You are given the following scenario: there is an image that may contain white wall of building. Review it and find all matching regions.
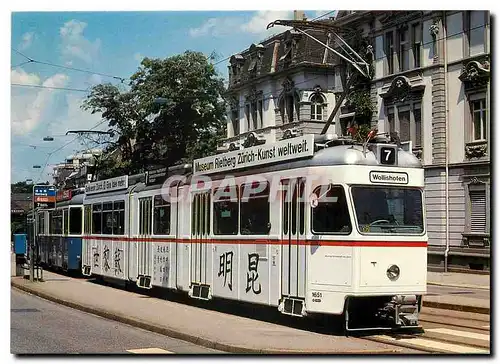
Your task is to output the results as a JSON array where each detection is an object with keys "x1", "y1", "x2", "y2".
[{"x1": 446, "y1": 64, "x2": 466, "y2": 164}]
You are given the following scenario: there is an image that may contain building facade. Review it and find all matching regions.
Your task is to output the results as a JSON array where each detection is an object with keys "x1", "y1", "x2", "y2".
[{"x1": 223, "y1": 10, "x2": 491, "y2": 271}]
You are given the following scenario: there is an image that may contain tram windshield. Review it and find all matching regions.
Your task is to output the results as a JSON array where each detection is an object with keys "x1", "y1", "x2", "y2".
[{"x1": 351, "y1": 186, "x2": 424, "y2": 235}]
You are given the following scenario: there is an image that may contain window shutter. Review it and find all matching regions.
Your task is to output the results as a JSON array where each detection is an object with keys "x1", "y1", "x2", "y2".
[{"x1": 470, "y1": 189, "x2": 486, "y2": 233}]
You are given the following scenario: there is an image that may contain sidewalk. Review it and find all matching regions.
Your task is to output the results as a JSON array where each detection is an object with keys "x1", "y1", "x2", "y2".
[
  {"x1": 11, "y1": 271, "x2": 412, "y2": 354},
  {"x1": 423, "y1": 271, "x2": 490, "y2": 315},
  {"x1": 427, "y1": 271, "x2": 490, "y2": 290}
]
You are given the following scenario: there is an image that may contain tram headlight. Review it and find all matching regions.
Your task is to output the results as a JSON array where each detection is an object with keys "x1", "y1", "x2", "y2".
[{"x1": 386, "y1": 264, "x2": 400, "y2": 281}]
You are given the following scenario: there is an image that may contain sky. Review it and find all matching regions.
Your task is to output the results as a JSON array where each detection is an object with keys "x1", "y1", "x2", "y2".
[{"x1": 10, "y1": 9, "x2": 336, "y2": 184}]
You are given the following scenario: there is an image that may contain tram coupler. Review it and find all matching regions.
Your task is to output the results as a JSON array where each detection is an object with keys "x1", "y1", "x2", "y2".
[{"x1": 344, "y1": 295, "x2": 422, "y2": 335}]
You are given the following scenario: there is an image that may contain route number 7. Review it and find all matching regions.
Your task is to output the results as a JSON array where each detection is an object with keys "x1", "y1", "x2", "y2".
[{"x1": 380, "y1": 147, "x2": 395, "y2": 164}]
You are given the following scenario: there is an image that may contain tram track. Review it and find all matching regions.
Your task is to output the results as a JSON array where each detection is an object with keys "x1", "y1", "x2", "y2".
[{"x1": 363, "y1": 310, "x2": 490, "y2": 354}]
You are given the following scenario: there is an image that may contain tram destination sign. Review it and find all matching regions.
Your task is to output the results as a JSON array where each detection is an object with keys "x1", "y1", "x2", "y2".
[
  {"x1": 85, "y1": 175, "x2": 128, "y2": 195},
  {"x1": 193, "y1": 135, "x2": 315, "y2": 176},
  {"x1": 369, "y1": 171, "x2": 408, "y2": 185},
  {"x1": 33, "y1": 185, "x2": 56, "y2": 209}
]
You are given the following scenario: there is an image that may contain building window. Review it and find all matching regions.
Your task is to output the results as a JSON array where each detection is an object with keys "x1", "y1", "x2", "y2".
[
  {"x1": 412, "y1": 23, "x2": 422, "y2": 68},
  {"x1": 387, "y1": 107, "x2": 395, "y2": 133},
  {"x1": 414, "y1": 103, "x2": 422, "y2": 148},
  {"x1": 231, "y1": 108, "x2": 239, "y2": 136},
  {"x1": 251, "y1": 101, "x2": 258, "y2": 130},
  {"x1": 469, "y1": 188, "x2": 487, "y2": 233},
  {"x1": 468, "y1": 11, "x2": 486, "y2": 57},
  {"x1": 385, "y1": 31, "x2": 394, "y2": 75},
  {"x1": 470, "y1": 96, "x2": 487, "y2": 141},
  {"x1": 245, "y1": 104, "x2": 251, "y2": 131},
  {"x1": 386, "y1": 102, "x2": 422, "y2": 148},
  {"x1": 257, "y1": 99, "x2": 263, "y2": 128},
  {"x1": 310, "y1": 94, "x2": 324, "y2": 121},
  {"x1": 399, "y1": 26, "x2": 410, "y2": 72}
]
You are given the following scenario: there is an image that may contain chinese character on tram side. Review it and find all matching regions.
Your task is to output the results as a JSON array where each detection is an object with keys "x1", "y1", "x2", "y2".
[
  {"x1": 246, "y1": 253, "x2": 261, "y2": 294},
  {"x1": 103, "y1": 245, "x2": 110, "y2": 272},
  {"x1": 114, "y1": 247, "x2": 123, "y2": 274},
  {"x1": 218, "y1": 251, "x2": 233, "y2": 291}
]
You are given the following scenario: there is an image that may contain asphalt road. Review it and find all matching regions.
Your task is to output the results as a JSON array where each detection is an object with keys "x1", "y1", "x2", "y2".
[
  {"x1": 11, "y1": 288, "x2": 223, "y2": 354},
  {"x1": 426, "y1": 284, "x2": 490, "y2": 300}
]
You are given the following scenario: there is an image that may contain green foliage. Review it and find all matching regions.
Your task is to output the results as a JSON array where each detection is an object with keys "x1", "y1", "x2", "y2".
[
  {"x1": 11, "y1": 181, "x2": 33, "y2": 193},
  {"x1": 83, "y1": 51, "x2": 227, "y2": 178},
  {"x1": 346, "y1": 88, "x2": 374, "y2": 125}
]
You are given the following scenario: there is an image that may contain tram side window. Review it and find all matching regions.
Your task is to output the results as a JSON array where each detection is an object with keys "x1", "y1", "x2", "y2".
[
  {"x1": 84, "y1": 205, "x2": 92, "y2": 234},
  {"x1": 52, "y1": 210, "x2": 63, "y2": 235},
  {"x1": 63, "y1": 209, "x2": 69, "y2": 235},
  {"x1": 311, "y1": 185, "x2": 352, "y2": 234},
  {"x1": 153, "y1": 195, "x2": 170, "y2": 235},
  {"x1": 113, "y1": 201, "x2": 125, "y2": 235},
  {"x1": 37, "y1": 213, "x2": 45, "y2": 234},
  {"x1": 92, "y1": 203, "x2": 102, "y2": 234},
  {"x1": 102, "y1": 202, "x2": 113, "y2": 235},
  {"x1": 213, "y1": 185, "x2": 238, "y2": 235},
  {"x1": 139, "y1": 197, "x2": 153, "y2": 235},
  {"x1": 240, "y1": 182, "x2": 270, "y2": 235},
  {"x1": 69, "y1": 207, "x2": 83, "y2": 235}
]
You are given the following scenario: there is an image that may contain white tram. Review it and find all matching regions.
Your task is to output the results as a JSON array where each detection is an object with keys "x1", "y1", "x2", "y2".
[{"x1": 81, "y1": 133, "x2": 427, "y2": 331}]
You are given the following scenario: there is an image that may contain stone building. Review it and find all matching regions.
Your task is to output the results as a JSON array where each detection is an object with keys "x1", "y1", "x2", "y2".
[{"x1": 223, "y1": 10, "x2": 491, "y2": 271}]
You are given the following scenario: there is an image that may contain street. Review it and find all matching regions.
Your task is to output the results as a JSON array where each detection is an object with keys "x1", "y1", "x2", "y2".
[{"x1": 11, "y1": 288, "x2": 223, "y2": 354}]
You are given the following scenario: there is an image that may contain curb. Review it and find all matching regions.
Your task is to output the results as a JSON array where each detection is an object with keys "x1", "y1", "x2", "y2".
[
  {"x1": 422, "y1": 300, "x2": 489, "y2": 315},
  {"x1": 427, "y1": 282, "x2": 490, "y2": 290},
  {"x1": 11, "y1": 281, "x2": 399, "y2": 355}
]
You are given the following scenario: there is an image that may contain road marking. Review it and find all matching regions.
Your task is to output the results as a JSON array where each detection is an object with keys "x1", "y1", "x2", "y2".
[
  {"x1": 373, "y1": 335, "x2": 489, "y2": 354},
  {"x1": 425, "y1": 328, "x2": 490, "y2": 342},
  {"x1": 127, "y1": 348, "x2": 173, "y2": 354}
]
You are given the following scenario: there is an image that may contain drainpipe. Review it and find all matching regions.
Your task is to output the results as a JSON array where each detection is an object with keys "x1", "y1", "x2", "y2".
[{"x1": 443, "y1": 12, "x2": 450, "y2": 272}]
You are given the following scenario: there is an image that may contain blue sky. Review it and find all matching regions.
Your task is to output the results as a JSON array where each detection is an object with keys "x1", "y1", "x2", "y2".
[{"x1": 10, "y1": 10, "x2": 335, "y2": 184}]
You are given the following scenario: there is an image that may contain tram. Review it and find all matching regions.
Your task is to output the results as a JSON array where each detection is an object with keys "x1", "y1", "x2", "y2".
[
  {"x1": 37, "y1": 189, "x2": 84, "y2": 272},
  {"x1": 77, "y1": 132, "x2": 427, "y2": 331}
]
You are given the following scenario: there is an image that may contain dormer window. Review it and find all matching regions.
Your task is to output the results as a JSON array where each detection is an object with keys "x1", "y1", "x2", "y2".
[{"x1": 310, "y1": 94, "x2": 325, "y2": 121}]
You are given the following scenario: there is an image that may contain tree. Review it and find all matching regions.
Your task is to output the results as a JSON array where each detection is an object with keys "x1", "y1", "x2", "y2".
[{"x1": 83, "y1": 51, "x2": 227, "y2": 178}]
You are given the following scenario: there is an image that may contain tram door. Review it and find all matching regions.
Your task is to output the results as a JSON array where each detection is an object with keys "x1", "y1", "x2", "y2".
[
  {"x1": 137, "y1": 197, "x2": 153, "y2": 288},
  {"x1": 191, "y1": 192, "x2": 210, "y2": 285},
  {"x1": 281, "y1": 178, "x2": 306, "y2": 299}
]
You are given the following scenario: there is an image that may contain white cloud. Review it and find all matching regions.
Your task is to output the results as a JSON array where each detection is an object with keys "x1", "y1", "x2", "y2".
[
  {"x1": 134, "y1": 52, "x2": 144, "y2": 62},
  {"x1": 11, "y1": 68, "x2": 41, "y2": 85},
  {"x1": 60, "y1": 19, "x2": 101, "y2": 64},
  {"x1": 189, "y1": 17, "x2": 242, "y2": 38},
  {"x1": 47, "y1": 93, "x2": 104, "y2": 137},
  {"x1": 240, "y1": 11, "x2": 293, "y2": 34},
  {"x1": 19, "y1": 32, "x2": 34, "y2": 50},
  {"x1": 11, "y1": 72, "x2": 69, "y2": 136},
  {"x1": 189, "y1": 11, "x2": 293, "y2": 39}
]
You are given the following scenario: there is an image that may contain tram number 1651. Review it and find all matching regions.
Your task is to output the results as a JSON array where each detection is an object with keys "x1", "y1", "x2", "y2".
[{"x1": 312, "y1": 291, "x2": 322, "y2": 303}]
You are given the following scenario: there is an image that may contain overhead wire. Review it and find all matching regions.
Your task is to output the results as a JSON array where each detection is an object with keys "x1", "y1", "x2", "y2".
[
  {"x1": 11, "y1": 47, "x2": 127, "y2": 83},
  {"x1": 34, "y1": 119, "x2": 108, "y2": 184}
]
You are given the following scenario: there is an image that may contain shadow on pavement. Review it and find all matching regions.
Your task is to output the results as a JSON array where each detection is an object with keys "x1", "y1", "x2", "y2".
[{"x1": 85, "y1": 276, "x2": 347, "y2": 336}]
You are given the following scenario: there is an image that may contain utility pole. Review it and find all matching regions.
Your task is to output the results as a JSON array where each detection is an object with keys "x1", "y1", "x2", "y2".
[{"x1": 267, "y1": 18, "x2": 371, "y2": 135}]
